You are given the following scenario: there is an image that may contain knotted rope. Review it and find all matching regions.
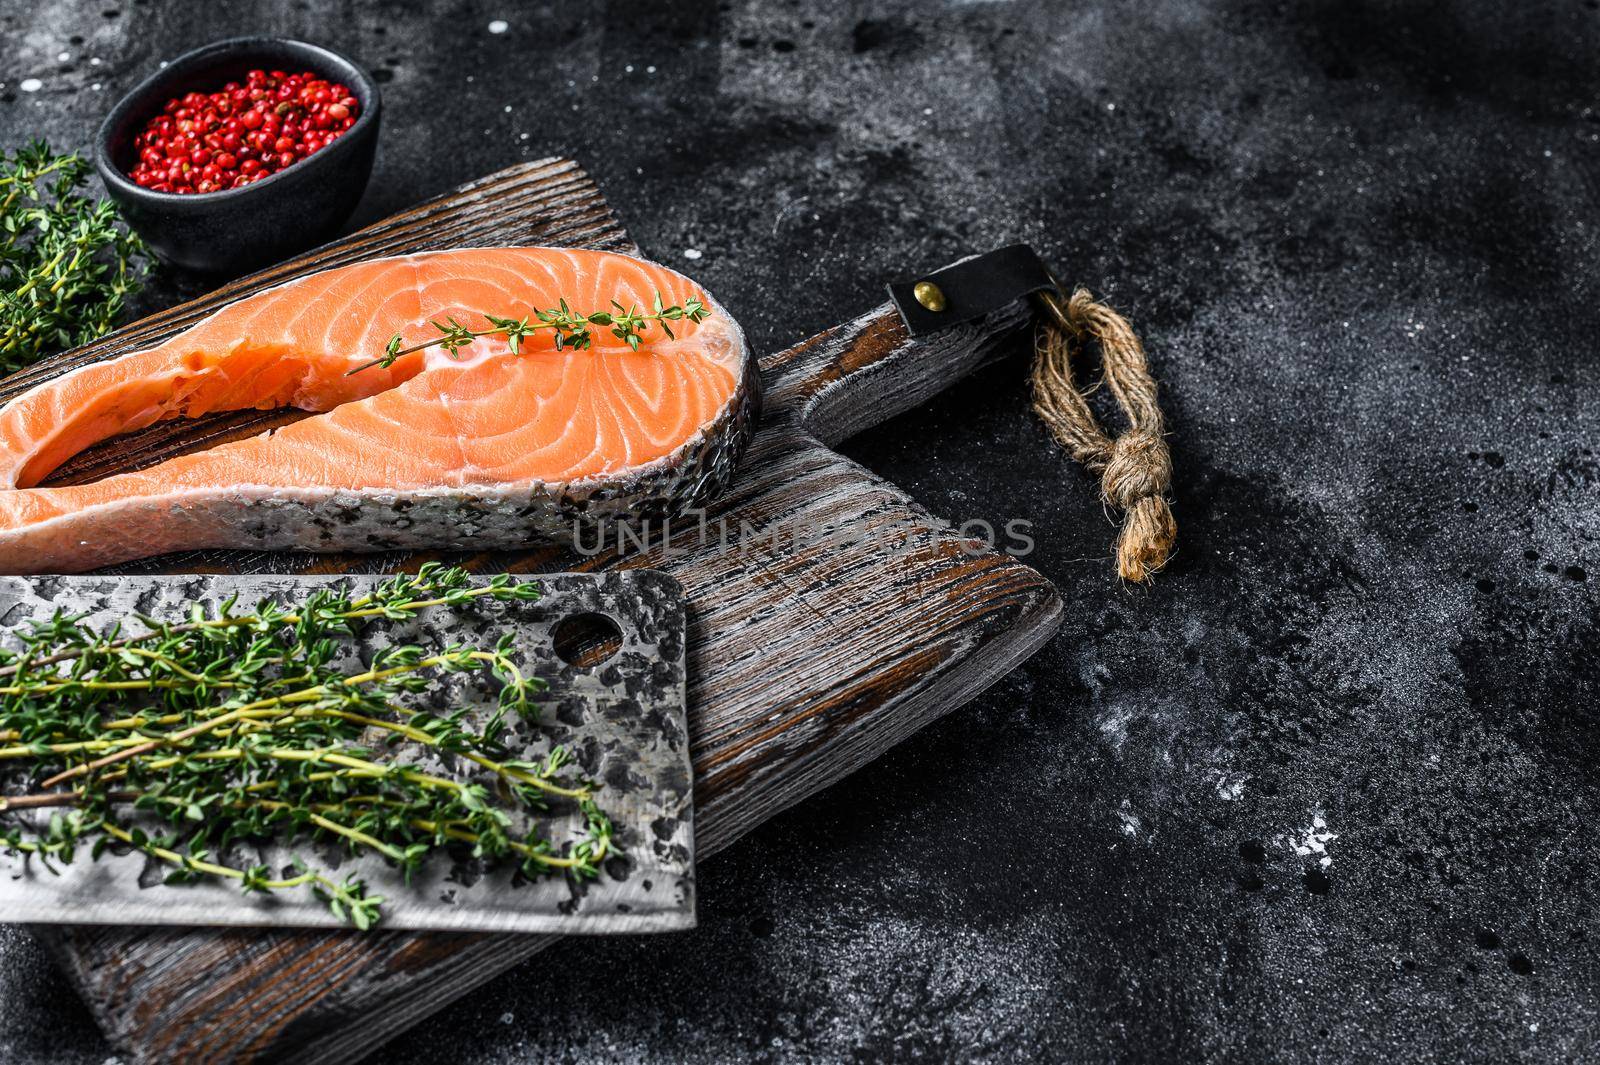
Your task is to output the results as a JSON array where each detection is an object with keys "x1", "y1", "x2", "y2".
[{"x1": 1030, "y1": 286, "x2": 1176, "y2": 583}]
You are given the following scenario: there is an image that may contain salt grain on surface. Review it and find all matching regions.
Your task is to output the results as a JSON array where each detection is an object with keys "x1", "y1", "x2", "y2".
[
  {"x1": 19, "y1": 78, "x2": 41, "y2": 93},
  {"x1": 1117, "y1": 801, "x2": 1142, "y2": 838},
  {"x1": 487, "y1": 19, "x2": 508, "y2": 34},
  {"x1": 1284, "y1": 811, "x2": 1339, "y2": 867},
  {"x1": 683, "y1": 248, "x2": 703, "y2": 261}
]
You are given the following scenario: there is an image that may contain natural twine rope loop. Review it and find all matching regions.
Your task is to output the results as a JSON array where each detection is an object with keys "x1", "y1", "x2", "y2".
[{"x1": 1030, "y1": 285, "x2": 1176, "y2": 583}]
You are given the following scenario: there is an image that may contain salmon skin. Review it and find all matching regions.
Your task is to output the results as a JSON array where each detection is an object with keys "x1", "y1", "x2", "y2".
[{"x1": 0, "y1": 247, "x2": 757, "y2": 573}]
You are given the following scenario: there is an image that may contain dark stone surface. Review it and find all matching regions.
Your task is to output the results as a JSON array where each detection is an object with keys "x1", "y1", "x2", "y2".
[{"x1": 2, "y1": 0, "x2": 1599, "y2": 1061}]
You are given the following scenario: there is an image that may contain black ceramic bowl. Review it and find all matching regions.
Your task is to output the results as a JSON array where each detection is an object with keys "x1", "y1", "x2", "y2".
[{"x1": 95, "y1": 37, "x2": 381, "y2": 275}]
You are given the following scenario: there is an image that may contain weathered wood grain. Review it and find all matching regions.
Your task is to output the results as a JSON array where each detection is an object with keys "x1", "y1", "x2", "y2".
[{"x1": 11, "y1": 160, "x2": 1062, "y2": 1063}]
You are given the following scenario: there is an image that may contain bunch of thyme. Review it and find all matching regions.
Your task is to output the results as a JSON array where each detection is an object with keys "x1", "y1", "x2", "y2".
[
  {"x1": 347, "y1": 291, "x2": 712, "y2": 376},
  {"x1": 0, "y1": 564, "x2": 612, "y2": 930},
  {"x1": 1, "y1": 141, "x2": 150, "y2": 374}
]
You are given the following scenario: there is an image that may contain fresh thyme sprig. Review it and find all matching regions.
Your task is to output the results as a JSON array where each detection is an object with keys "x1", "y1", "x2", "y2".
[
  {"x1": 346, "y1": 291, "x2": 711, "y2": 376},
  {"x1": 1, "y1": 140, "x2": 150, "y2": 374},
  {"x1": 0, "y1": 564, "x2": 615, "y2": 930}
]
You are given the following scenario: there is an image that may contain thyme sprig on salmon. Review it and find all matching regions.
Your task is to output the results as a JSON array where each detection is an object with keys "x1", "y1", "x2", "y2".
[
  {"x1": 0, "y1": 564, "x2": 614, "y2": 930},
  {"x1": 347, "y1": 290, "x2": 712, "y2": 377}
]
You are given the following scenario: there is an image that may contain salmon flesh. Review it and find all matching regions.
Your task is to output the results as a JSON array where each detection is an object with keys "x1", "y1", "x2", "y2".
[{"x1": 0, "y1": 247, "x2": 757, "y2": 573}]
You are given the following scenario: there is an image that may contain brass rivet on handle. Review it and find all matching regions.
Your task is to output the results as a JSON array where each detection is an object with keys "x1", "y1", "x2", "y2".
[{"x1": 912, "y1": 280, "x2": 947, "y2": 312}]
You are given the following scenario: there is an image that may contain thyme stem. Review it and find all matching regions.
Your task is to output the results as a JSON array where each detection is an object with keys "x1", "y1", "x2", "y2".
[{"x1": 345, "y1": 292, "x2": 712, "y2": 376}]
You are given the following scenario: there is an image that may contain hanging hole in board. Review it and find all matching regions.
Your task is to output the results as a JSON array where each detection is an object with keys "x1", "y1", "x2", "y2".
[{"x1": 551, "y1": 612, "x2": 624, "y2": 667}]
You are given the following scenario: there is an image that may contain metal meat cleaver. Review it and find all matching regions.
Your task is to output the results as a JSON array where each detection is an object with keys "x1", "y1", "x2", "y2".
[{"x1": 0, "y1": 570, "x2": 694, "y2": 934}]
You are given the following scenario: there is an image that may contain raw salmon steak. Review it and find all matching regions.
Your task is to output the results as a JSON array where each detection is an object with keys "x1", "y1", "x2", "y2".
[{"x1": 0, "y1": 247, "x2": 757, "y2": 573}]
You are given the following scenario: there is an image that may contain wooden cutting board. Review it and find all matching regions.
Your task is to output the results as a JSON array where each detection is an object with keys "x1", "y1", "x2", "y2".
[{"x1": 2, "y1": 159, "x2": 1063, "y2": 1064}]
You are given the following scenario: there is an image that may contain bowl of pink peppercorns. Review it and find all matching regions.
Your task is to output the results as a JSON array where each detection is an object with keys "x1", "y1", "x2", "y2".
[{"x1": 96, "y1": 37, "x2": 381, "y2": 274}]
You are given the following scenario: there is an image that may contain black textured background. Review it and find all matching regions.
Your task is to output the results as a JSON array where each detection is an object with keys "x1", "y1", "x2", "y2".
[{"x1": 3, "y1": 1, "x2": 1599, "y2": 1062}]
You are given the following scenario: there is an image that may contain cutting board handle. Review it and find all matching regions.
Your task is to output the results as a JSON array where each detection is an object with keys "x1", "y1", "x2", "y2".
[{"x1": 758, "y1": 300, "x2": 1034, "y2": 447}]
